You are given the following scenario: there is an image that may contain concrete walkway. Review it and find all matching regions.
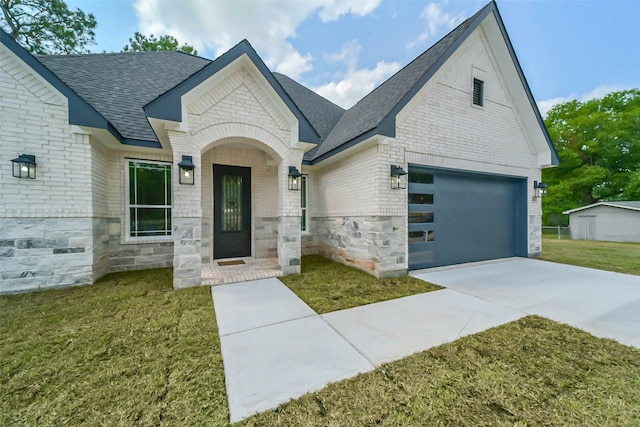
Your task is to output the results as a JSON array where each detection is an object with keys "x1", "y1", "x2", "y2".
[
  {"x1": 212, "y1": 277, "x2": 522, "y2": 422},
  {"x1": 213, "y1": 258, "x2": 640, "y2": 422}
]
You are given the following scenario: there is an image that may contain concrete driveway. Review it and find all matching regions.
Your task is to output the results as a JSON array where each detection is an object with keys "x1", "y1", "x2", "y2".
[
  {"x1": 213, "y1": 258, "x2": 640, "y2": 422},
  {"x1": 412, "y1": 257, "x2": 640, "y2": 348}
]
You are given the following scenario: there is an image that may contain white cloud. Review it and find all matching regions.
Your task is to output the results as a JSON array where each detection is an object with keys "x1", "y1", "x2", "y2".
[
  {"x1": 537, "y1": 85, "x2": 632, "y2": 117},
  {"x1": 407, "y1": 2, "x2": 464, "y2": 49},
  {"x1": 318, "y1": 0, "x2": 381, "y2": 22},
  {"x1": 313, "y1": 40, "x2": 401, "y2": 108},
  {"x1": 133, "y1": 0, "x2": 381, "y2": 79}
]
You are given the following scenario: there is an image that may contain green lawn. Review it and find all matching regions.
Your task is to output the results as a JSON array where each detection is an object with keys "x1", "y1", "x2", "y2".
[
  {"x1": 244, "y1": 316, "x2": 640, "y2": 426},
  {"x1": 542, "y1": 237, "x2": 640, "y2": 275},
  {"x1": 280, "y1": 255, "x2": 441, "y2": 313},
  {"x1": 2, "y1": 254, "x2": 640, "y2": 426},
  {"x1": 0, "y1": 269, "x2": 228, "y2": 426}
]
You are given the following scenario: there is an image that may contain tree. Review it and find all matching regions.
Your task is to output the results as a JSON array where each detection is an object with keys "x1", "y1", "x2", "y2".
[
  {"x1": 0, "y1": 0, "x2": 97, "y2": 54},
  {"x1": 122, "y1": 32, "x2": 197, "y2": 55},
  {"x1": 542, "y1": 89, "x2": 640, "y2": 225}
]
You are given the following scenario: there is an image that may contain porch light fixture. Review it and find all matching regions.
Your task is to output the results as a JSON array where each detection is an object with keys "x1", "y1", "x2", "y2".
[
  {"x1": 390, "y1": 165, "x2": 407, "y2": 189},
  {"x1": 288, "y1": 166, "x2": 302, "y2": 190},
  {"x1": 177, "y1": 155, "x2": 195, "y2": 185},
  {"x1": 11, "y1": 154, "x2": 37, "y2": 179},
  {"x1": 534, "y1": 180, "x2": 548, "y2": 199}
]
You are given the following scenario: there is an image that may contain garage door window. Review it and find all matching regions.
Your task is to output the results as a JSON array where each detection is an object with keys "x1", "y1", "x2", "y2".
[
  {"x1": 409, "y1": 172, "x2": 434, "y2": 184},
  {"x1": 409, "y1": 212, "x2": 434, "y2": 223},
  {"x1": 408, "y1": 171, "x2": 436, "y2": 267},
  {"x1": 408, "y1": 193, "x2": 434, "y2": 204},
  {"x1": 409, "y1": 230, "x2": 435, "y2": 243}
]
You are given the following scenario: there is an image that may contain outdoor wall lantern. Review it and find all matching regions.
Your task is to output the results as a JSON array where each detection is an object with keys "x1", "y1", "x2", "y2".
[
  {"x1": 390, "y1": 165, "x2": 407, "y2": 189},
  {"x1": 11, "y1": 154, "x2": 37, "y2": 179},
  {"x1": 288, "y1": 166, "x2": 302, "y2": 190},
  {"x1": 177, "y1": 155, "x2": 195, "y2": 185},
  {"x1": 534, "y1": 180, "x2": 548, "y2": 199}
]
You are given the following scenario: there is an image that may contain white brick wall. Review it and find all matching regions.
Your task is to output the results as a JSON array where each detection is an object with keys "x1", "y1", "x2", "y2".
[
  {"x1": 91, "y1": 140, "x2": 110, "y2": 217},
  {"x1": 0, "y1": 45, "x2": 93, "y2": 218},
  {"x1": 309, "y1": 140, "x2": 407, "y2": 219}
]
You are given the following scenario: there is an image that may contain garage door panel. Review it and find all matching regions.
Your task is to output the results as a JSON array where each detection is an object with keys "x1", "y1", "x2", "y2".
[{"x1": 408, "y1": 166, "x2": 525, "y2": 270}]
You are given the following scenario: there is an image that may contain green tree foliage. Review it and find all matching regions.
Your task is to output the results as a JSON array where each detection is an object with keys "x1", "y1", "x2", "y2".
[
  {"x1": 122, "y1": 32, "x2": 197, "y2": 55},
  {"x1": 0, "y1": 0, "x2": 96, "y2": 54},
  {"x1": 543, "y1": 89, "x2": 640, "y2": 225}
]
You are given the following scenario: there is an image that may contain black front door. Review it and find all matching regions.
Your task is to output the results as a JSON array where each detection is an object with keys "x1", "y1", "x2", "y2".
[{"x1": 213, "y1": 164, "x2": 251, "y2": 259}]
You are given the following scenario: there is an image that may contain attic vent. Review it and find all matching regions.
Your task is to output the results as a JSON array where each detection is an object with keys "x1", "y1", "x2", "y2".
[{"x1": 473, "y1": 78, "x2": 484, "y2": 106}]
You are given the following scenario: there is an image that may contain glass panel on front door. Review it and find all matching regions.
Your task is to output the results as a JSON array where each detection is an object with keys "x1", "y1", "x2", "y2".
[{"x1": 222, "y1": 175, "x2": 243, "y2": 232}]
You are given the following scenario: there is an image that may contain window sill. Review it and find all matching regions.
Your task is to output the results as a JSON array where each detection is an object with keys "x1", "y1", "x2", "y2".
[{"x1": 122, "y1": 237, "x2": 174, "y2": 245}]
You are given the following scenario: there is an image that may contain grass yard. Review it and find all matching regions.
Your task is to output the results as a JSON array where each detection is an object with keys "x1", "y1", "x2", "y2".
[
  {"x1": 280, "y1": 255, "x2": 441, "y2": 313},
  {"x1": 3, "y1": 254, "x2": 640, "y2": 426},
  {"x1": 243, "y1": 315, "x2": 640, "y2": 426},
  {"x1": 542, "y1": 237, "x2": 640, "y2": 276},
  {"x1": 0, "y1": 269, "x2": 228, "y2": 426}
]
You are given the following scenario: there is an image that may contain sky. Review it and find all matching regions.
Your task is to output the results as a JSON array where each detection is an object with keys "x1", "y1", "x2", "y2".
[{"x1": 66, "y1": 0, "x2": 640, "y2": 116}]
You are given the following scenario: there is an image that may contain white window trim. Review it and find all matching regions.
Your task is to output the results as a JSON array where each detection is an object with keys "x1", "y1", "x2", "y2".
[
  {"x1": 125, "y1": 159, "x2": 173, "y2": 242},
  {"x1": 301, "y1": 174, "x2": 309, "y2": 234}
]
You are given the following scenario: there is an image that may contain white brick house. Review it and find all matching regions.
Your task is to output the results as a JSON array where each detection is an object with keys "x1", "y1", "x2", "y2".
[{"x1": 0, "y1": 2, "x2": 557, "y2": 293}]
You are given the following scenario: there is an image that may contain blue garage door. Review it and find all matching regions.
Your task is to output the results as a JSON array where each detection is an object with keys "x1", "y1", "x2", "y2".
[{"x1": 408, "y1": 166, "x2": 527, "y2": 270}]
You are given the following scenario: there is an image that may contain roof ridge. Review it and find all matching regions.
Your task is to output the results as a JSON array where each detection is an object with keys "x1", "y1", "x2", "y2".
[
  {"x1": 310, "y1": 1, "x2": 494, "y2": 162},
  {"x1": 36, "y1": 50, "x2": 196, "y2": 59}
]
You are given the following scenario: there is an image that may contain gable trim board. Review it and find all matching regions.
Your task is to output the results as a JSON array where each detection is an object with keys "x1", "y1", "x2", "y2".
[{"x1": 1, "y1": 0, "x2": 554, "y2": 293}]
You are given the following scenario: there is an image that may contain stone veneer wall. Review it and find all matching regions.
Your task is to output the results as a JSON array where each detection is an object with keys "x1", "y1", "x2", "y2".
[
  {"x1": 301, "y1": 218, "x2": 319, "y2": 256},
  {"x1": 255, "y1": 217, "x2": 278, "y2": 258},
  {"x1": 92, "y1": 218, "x2": 110, "y2": 281},
  {"x1": 315, "y1": 216, "x2": 407, "y2": 278},
  {"x1": 0, "y1": 218, "x2": 94, "y2": 293},
  {"x1": 278, "y1": 216, "x2": 302, "y2": 274},
  {"x1": 107, "y1": 218, "x2": 174, "y2": 273}
]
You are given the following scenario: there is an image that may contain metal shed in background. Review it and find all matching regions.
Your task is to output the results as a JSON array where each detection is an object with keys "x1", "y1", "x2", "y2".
[{"x1": 563, "y1": 202, "x2": 640, "y2": 242}]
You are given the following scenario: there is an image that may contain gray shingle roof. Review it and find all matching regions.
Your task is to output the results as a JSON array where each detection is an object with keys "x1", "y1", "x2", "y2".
[
  {"x1": 273, "y1": 72, "x2": 344, "y2": 141},
  {"x1": 310, "y1": 3, "x2": 489, "y2": 161},
  {"x1": 31, "y1": 3, "x2": 487, "y2": 151},
  {"x1": 27, "y1": 1, "x2": 554, "y2": 166},
  {"x1": 38, "y1": 51, "x2": 210, "y2": 141},
  {"x1": 273, "y1": 72, "x2": 344, "y2": 161}
]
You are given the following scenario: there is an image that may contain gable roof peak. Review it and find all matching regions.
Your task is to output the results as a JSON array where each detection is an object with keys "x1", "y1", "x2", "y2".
[{"x1": 310, "y1": 1, "x2": 494, "y2": 162}]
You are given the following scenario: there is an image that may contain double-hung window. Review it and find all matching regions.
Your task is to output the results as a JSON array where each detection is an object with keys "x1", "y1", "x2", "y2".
[{"x1": 127, "y1": 160, "x2": 172, "y2": 238}]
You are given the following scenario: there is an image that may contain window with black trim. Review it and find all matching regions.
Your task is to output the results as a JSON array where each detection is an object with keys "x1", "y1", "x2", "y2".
[
  {"x1": 127, "y1": 160, "x2": 172, "y2": 238},
  {"x1": 473, "y1": 78, "x2": 484, "y2": 106}
]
